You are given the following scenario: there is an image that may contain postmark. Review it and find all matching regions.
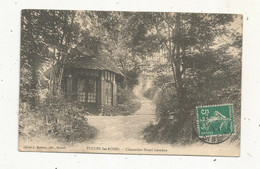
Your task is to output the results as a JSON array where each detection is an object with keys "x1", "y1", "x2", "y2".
[{"x1": 196, "y1": 104, "x2": 235, "y2": 138}]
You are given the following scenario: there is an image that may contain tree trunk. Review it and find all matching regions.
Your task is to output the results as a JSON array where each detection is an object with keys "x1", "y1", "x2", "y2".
[
  {"x1": 49, "y1": 62, "x2": 64, "y2": 96},
  {"x1": 174, "y1": 13, "x2": 184, "y2": 110},
  {"x1": 30, "y1": 66, "x2": 38, "y2": 108}
]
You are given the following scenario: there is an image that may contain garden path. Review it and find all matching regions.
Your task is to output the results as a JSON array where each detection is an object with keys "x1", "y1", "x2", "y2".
[{"x1": 86, "y1": 77, "x2": 157, "y2": 146}]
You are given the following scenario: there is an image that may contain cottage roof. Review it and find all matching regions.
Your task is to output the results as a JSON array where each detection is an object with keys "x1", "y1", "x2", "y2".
[
  {"x1": 44, "y1": 53, "x2": 124, "y2": 80},
  {"x1": 65, "y1": 55, "x2": 124, "y2": 78}
]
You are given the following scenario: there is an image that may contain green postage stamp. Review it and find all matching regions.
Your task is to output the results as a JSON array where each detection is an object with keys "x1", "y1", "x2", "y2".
[{"x1": 196, "y1": 104, "x2": 235, "y2": 137}]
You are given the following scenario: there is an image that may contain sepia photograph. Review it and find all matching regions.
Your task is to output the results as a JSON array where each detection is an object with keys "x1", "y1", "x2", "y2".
[{"x1": 19, "y1": 10, "x2": 242, "y2": 156}]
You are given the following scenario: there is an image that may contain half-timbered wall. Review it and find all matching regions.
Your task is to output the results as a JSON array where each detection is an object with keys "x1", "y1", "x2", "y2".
[
  {"x1": 62, "y1": 68, "x2": 118, "y2": 114},
  {"x1": 100, "y1": 70, "x2": 116, "y2": 106}
]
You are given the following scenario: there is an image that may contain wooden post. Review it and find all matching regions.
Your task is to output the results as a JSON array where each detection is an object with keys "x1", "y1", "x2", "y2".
[
  {"x1": 112, "y1": 74, "x2": 117, "y2": 106},
  {"x1": 100, "y1": 71, "x2": 105, "y2": 106}
]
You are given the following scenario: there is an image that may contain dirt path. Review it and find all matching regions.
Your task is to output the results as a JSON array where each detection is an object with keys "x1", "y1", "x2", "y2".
[{"x1": 86, "y1": 78, "x2": 157, "y2": 146}]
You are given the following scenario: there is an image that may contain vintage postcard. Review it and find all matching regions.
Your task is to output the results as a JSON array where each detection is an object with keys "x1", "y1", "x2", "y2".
[{"x1": 19, "y1": 9, "x2": 242, "y2": 156}]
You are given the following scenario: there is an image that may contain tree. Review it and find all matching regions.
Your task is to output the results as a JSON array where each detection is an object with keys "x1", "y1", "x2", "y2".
[
  {"x1": 38, "y1": 10, "x2": 81, "y2": 96},
  {"x1": 142, "y1": 13, "x2": 242, "y2": 143},
  {"x1": 155, "y1": 13, "x2": 235, "y2": 110},
  {"x1": 20, "y1": 10, "x2": 50, "y2": 106}
]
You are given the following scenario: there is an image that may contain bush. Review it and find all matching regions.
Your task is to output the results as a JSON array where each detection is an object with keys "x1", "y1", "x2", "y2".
[
  {"x1": 143, "y1": 83, "x2": 196, "y2": 144},
  {"x1": 117, "y1": 101, "x2": 141, "y2": 116},
  {"x1": 143, "y1": 110, "x2": 197, "y2": 144},
  {"x1": 117, "y1": 87, "x2": 137, "y2": 104},
  {"x1": 19, "y1": 94, "x2": 97, "y2": 144},
  {"x1": 101, "y1": 102, "x2": 141, "y2": 116},
  {"x1": 143, "y1": 119, "x2": 177, "y2": 143},
  {"x1": 143, "y1": 87, "x2": 157, "y2": 100},
  {"x1": 101, "y1": 87, "x2": 141, "y2": 116},
  {"x1": 143, "y1": 74, "x2": 173, "y2": 100}
]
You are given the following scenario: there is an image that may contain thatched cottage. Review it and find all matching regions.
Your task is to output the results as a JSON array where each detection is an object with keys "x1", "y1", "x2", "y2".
[{"x1": 44, "y1": 52, "x2": 124, "y2": 114}]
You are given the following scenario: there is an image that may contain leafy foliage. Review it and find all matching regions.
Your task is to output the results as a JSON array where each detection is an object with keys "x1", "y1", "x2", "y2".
[
  {"x1": 19, "y1": 94, "x2": 97, "y2": 144},
  {"x1": 102, "y1": 87, "x2": 141, "y2": 116}
]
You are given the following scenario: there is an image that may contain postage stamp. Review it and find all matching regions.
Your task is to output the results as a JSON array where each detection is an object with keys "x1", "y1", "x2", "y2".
[{"x1": 196, "y1": 104, "x2": 235, "y2": 137}]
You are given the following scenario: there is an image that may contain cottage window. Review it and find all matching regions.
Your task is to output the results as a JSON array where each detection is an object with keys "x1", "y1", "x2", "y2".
[
  {"x1": 88, "y1": 93, "x2": 96, "y2": 103},
  {"x1": 78, "y1": 92, "x2": 86, "y2": 102},
  {"x1": 77, "y1": 78, "x2": 97, "y2": 103},
  {"x1": 77, "y1": 78, "x2": 86, "y2": 102},
  {"x1": 86, "y1": 79, "x2": 96, "y2": 103}
]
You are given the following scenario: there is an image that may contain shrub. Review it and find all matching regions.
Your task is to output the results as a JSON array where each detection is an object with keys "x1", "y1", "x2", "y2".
[
  {"x1": 101, "y1": 101, "x2": 141, "y2": 116},
  {"x1": 143, "y1": 83, "x2": 196, "y2": 144},
  {"x1": 117, "y1": 87, "x2": 137, "y2": 104},
  {"x1": 101, "y1": 87, "x2": 141, "y2": 116},
  {"x1": 143, "y1": 74, "x2": 173, "y2": 100},
  {"x1": 143, "y1": 87, "x2": 157, "y2": 100},
  {"x1": 19, "y1": 94, "x2": 97, "y2": 144},
  {"x1": 143, "y1": 109, "x2": 197, "y2": 144}
]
